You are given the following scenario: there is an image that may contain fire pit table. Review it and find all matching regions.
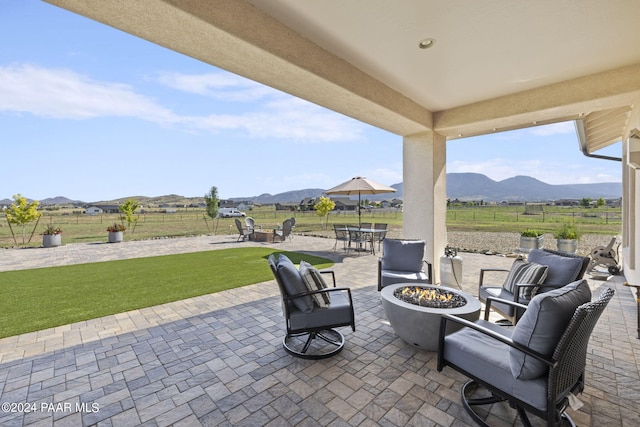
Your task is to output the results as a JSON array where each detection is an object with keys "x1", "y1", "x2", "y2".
[{"x1": 380, "y1": 283, "x2": 481, "y2": 351}]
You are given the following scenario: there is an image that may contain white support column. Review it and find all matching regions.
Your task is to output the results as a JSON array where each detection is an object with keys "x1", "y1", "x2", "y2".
[
  {"x1": 623, "y1": 128, "x2": 640, "y2": 285},
  {"x1": 402, "y1": 131, "x2": 447, "y2": 283}
]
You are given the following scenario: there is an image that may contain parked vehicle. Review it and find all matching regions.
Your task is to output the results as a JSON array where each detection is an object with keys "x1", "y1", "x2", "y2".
[{"x1": 218, "y1": 208, "x2": 246, "y2": 218}]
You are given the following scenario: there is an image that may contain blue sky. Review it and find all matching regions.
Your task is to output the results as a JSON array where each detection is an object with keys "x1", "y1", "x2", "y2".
[{"x1": 0, "y1": 1, "x2": 622, "y2": 202}]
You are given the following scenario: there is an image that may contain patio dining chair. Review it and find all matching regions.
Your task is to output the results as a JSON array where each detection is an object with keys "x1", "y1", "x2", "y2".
[
  {"x1": 347, "y1": 227, "x2": 371, "y2": 255},
  {"x1": 333, "y1": 224, "x2": 349, "y2": 252},
  {"x1": 373, "y1": 223, "x2": 388, "y2": 252},
  {"x1": 267, "y1": 253, "x2": 355, "y2": 359},
  {"x1": 438, "y1": 282, "x2": 614, "y2": 426}
]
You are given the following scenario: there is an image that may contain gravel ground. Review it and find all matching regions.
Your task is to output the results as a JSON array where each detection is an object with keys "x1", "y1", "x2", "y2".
[{"x1": 447, "y1": 232, "x2": 618, "y2": 257}]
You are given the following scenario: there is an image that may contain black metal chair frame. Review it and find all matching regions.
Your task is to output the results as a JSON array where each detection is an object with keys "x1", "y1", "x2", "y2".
[
  {"x1": 437, "y1": 288, "x2": 614, "y2": 427},
  {"x1": 267, "y1": 255, "x2": 356, "y2": 359},
  {"x1": 332, "y1": 224, "x2": 349, "y2": 252},
  {"x1": 478, "y1": 248, "x2": 591, "y2": 323}
]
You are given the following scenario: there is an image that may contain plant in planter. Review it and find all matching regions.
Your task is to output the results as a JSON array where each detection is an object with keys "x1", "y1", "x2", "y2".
[
  {"x1": 554, "y1": 223, "x2": 581, "y2": 254},
  {"x1": 519, "y1": 229, "x2": 544, "y2": 252},
  {"x1": 42, "y1": 224, "x2": 63, "y2": 248},
  {"x1": 106, "y1": 223, "x2": 126, "y2": 243}
]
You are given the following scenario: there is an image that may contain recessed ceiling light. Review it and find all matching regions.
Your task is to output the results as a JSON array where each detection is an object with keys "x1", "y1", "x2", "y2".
[{"x1": 418, "y1": 38, "x2": 436, "y2": 49}]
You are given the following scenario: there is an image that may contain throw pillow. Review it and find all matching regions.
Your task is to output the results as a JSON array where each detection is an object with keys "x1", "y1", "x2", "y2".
[
  {"x1": 509, "y1": 279, "x2": 591, "y2": 380},
  {"x1": 502, "y1": 260, "x2": 548, "y2": 300},
  {"x1": 299, "y1": 260, "x2": 330, "y2": 308},
  {"x1": 276, "y1": 254, "x2": 314, "y2": 313}
]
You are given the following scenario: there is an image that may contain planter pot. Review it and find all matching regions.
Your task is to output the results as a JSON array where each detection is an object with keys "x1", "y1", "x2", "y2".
[
  {"x1": 108, "y1": 231, "x2": 123, "y2": 243},
  {"x1": 519, "y1": 236, "x2": 543, "y2": 253},
  {"x1": 557, "y1": 239, "x2": 578, "y2": 254},
  {"x1": 43, "y1": 234, "x2": 62, "y2": 248}
]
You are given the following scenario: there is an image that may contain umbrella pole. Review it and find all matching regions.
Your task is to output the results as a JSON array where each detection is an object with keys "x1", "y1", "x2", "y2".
[{"x1": 358, "y1": 192, "x2": 362, "y2": 227}]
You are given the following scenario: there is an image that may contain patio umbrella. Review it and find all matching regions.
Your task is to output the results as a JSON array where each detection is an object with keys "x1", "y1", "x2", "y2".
[{"x1": 324, "y1": 176, "x2": 397, "y2": 226}]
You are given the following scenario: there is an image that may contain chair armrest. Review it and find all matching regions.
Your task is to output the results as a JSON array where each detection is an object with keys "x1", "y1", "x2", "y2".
[
  {"x1": 437, "y1": 314, "x2": 557, "y2": 371},
  {"x1": 378, "y1": 258, "x2": 383, "y2": 291},
  {"x1": 423, "y1": 260, "x2": 433, "y2": 284},
  {"x1": 483, "y1": 296, "x2": 528, "y2": 321},
  {"x1": 319, "y1": 270, "x2": 336, "y2": 287},
  {"x1": 285, "y1": 286, "x2": 352, "y2": 301},
  {"x1": 479, "y1": 268, "x2": 510, "y2": 285},
  {"x1": 478, "y1": 268, "x2": 510, "y2": 296}
]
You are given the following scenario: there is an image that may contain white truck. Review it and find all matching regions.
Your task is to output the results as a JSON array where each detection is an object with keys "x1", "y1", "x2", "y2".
[{"x1": 218, "y1": 208, "x2": 246, "y2": 218}]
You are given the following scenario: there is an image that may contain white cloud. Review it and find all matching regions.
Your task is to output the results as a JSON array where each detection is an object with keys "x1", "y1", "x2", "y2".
[
  {"x1": 529, "y1": 121, "x2": 575, "y2": 136},
  {"x1": 155, "y1": 71, "x2": 276, "y2": 102},
  {"x1": 0, "y1": 64, "x2": 365, "y2": 142},
  {"x1": 0, "y1": 64, "x2": 178, "y2": 123}
]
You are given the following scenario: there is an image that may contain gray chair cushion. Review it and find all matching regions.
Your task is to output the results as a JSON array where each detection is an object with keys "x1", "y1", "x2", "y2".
[
  {"x1": 502, "y1": 260, "x2": 548, "y2": 299},
  {"x1": 381, "y1": 239, "x2": 425, "y2": 272},
  {"x1": 299, "y1": 260, "x2": 330, "y2": 308},
  {"x1": 288, "y1": 291, "x2": 352, "y2": 330},
  {"x1": 510, "y1": 279, "x2": 591, "y2": 380},
  {"x1": 443, "y1": 321, "x2": 549, "y2": 410},
  {"x1": 380, "y1": 270, "x2": 430, "y2": 288},
  {"x1": 277, "y1": 254, "x2": 314, "y2": 313},
  {"x1": 527, "y1": 249, "x2": 584, "y2": 289}
]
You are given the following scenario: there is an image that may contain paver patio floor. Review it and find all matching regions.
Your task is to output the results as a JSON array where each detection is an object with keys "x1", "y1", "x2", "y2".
[{"x1": 0, "y1": 235, "x2": 638, "y2": 426}]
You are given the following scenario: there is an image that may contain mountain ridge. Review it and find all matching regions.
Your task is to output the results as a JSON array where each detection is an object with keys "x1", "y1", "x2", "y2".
[{"x1": 0, "y1": 173, "x2": 621, "y2": 206}]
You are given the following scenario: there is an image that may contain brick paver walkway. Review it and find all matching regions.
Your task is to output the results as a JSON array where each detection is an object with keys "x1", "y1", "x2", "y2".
[{"x1": 0, "y1": 234, "x2": 638, "y2": 426}]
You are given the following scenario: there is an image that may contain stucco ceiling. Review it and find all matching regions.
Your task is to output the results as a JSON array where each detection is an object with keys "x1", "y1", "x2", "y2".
[
  {"x1": 247, "y1": 0, "x2": 640, "y2": 112},
  {"x1": 45, "y1": 0, "x2": 640, "y2": 147}
]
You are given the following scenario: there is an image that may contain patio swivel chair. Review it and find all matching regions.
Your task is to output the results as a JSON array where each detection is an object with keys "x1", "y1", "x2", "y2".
[
  {"x1": 438, "y1": 281, "x2": 614, "y2": 427},
  {"x1": 377, "y1": 238, "x2": 432, "y2": 291},
  {"x1": 478, "y1": 248, "x2": 590, "y2": 323},
  {"x1": 267, "y1": 254, "x2": 356, "y2": 359}
]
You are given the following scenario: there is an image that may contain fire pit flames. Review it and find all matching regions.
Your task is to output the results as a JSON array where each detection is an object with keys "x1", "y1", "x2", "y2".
[{"x1": 393, "y1": 286, "x2": 467, "y2": 309}]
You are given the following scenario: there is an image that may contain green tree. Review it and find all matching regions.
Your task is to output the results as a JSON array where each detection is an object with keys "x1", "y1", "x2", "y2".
[
  {"x1": 4, "y1": 194, "x2": 42, "y2": 246},
  {"x1": 314, "y1": 196, "x2": 336, "y2": 229},
  {"x1": 119, "y1": 198, "x2": 140, "y2": 233},
  {"x1": 204, "y1": 186, "x2": 220, "y2": 234},
  {"x1": 579, "y1": 197, "x2": 592, "y2": 208},
  {"x1": 596, "y1": 197, "x2": 606, "y2": 207}
]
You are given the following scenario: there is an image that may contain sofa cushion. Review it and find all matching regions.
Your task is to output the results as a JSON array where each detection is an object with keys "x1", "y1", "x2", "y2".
[
  {"x1": 381, "y1": 239, "x2": 425, "y2": 272},
  {"x1": 299, "y1": 260, "x2": 330, "y2": 308},
  {"x1": 510, "y1": 280, "x2": 591, "y2": 380},
  {"x1": 276, "y1": 254, "x2": 314, "y2": 313},
  {"x1": 502, "y1": 260, "x2": 548, "y2": 299},
  {"x1": 527, "y1": 249, "x2": 584, "y2": 289}
]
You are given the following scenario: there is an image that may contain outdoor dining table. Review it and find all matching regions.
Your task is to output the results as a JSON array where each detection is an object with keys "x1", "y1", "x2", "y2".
[{"x1": 339, "y1": 227, "x2": 386, "y2": 255}]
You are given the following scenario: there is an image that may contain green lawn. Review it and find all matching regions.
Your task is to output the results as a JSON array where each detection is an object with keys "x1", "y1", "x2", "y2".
[{"x1": 0, "y1": 248, "x2": 332, "y2": 339}]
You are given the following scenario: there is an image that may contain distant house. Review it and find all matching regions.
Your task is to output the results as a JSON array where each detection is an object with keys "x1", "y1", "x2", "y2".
[
  {"x1": 299, "y1": 198, "x2": 316, "y2": 211},
  {"x1": 85, "y1": 206, "x2": 103, "y2": 215},
  {"x1": 85, "y1": 204, "x2": 120, "y2": 215},
  {"x1": 331, "y1": 198, "x2": 358, "y2": 211},
  {"x1": 236, "y1": 202, "x2": 253, "y2": 211},
  {"x1": 275, "y1": 202, "x2": 298, "y2": 211}
]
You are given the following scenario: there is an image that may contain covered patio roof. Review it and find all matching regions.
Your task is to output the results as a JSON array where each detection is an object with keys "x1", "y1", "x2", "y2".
[{"x1": 45, "y1": 0, "x2": 640, "y2": 149}]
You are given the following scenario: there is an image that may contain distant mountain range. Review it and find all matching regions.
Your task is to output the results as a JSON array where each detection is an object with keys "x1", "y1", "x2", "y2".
[{"x1": 0, "y1": 174, "x2": 621, "y2": 206}]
